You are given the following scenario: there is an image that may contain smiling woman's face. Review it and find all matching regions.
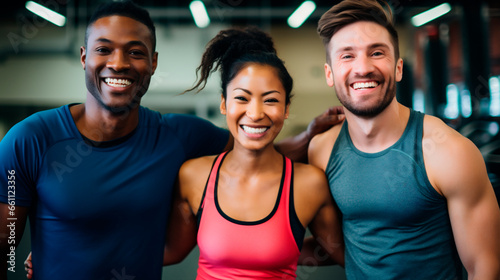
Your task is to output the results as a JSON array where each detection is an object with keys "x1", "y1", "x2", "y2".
[{"x1": 221, "y1": 63, "x2": 289, "y2": 152}]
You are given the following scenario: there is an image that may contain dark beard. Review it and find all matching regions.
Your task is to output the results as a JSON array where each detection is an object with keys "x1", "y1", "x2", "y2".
[
  {"x1": 99, "y1": 98, "x2": 140, "y2": 116},
  {"x1": 337, "y1": 78, "x2": 396, "y2": 118},
  {"x1": 85, "y1": 76, "x2": 148, "y2": 117}
]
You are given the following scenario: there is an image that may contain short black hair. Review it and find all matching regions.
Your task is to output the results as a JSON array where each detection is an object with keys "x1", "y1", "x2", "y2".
[{"x1": 85, "y1": 0, "x2": 156, "y2": 52}]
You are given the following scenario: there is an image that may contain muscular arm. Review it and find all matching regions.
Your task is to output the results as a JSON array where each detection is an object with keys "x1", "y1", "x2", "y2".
[
  {"x1": 0, "y1": 203, "x2": 29, "y2": 278},
  {"x1": 163, "y1": 181, "x2": 198, "y2": 265},
  {"x1": 163, "y1": 157, "x2": 213, "y2": 266},
  {"x1": 300, "y1": 198, "x2": 344, "y2": 267},
  {"x1": 276, "y1": 107, "x2": 344, "y2": 163},
  {"x1": 308, "y1": 123, "x2": 343, "y2": 172},
  {"x1": 425, "y1": 118, "x2": 500, "y2": 279},
  {"x1": 294, "y1": 165, "x2": 344, "y2": 267}
]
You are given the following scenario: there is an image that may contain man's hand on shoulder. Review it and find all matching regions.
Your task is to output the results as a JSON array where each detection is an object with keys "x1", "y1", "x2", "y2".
[{"x1": 306, "y1": 106, "x2": 345, "y2": 140}]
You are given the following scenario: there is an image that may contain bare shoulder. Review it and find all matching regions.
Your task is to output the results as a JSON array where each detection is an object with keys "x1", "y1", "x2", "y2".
[
  {"x1": 422, "y1": 115, "x2": 480, "y2": 159},
  {"x1": 179, "y1": 156, "x2": 216, "y2": 177},
  {"x1": 293, "y1": 162, "x2": 330, "y2": 196},
  {"x1": 292, "y1": 162, "x2": 334, "y2": 227},
  {"x1": 178, "y1": 155, "x2": 217, "y2": 197},
  {"x1": 310, "y1": 121, "x2": 344, "y2": 150},
  {"x1": 422, "y1": 115, "x2": 489, "y2": 195},
  {"x1": 309, "y1": 121, "x2": 344, "y2": 171}
]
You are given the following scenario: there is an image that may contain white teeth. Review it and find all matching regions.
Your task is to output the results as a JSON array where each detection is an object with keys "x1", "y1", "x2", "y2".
[
  {"x1": 104, "y1": 78, "x2": 132, "y2": 87},
  {"x1": 353, "y1": 81, "x2": 378, "y2": 90},
  {"x1": 242, "y1": 126, "x2": 268, "y2": 134}
]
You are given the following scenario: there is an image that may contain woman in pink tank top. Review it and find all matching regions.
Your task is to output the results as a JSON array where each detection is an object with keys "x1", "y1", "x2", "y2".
[{"x1": 163, "y1": 27, "x2": 344, "y2": 279}]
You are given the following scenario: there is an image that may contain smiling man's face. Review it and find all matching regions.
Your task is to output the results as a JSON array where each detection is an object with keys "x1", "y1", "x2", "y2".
[
  {"x1": 81, "y1": 15, "x2": 158, "y2": 113},
  {"x1": 324, "y1": 21, "x2": 403, "y2": 117}
]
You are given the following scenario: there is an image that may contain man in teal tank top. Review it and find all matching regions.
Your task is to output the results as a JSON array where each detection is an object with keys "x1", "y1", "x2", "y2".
[{"x1": 309, "y1": 0, "x2": 500, "y2": 279}]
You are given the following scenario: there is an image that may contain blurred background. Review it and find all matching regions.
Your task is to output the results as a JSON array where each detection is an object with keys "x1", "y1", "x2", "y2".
[{"x1": 1, "y1": 0, "x2": 499, "y2": 279}]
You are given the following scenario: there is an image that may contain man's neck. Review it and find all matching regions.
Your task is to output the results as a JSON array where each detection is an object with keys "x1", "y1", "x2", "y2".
[
  {"x1": 70, "y1": 98, "x2": 140, "y2": 142},
  {"x1": 344, "y1": 100, "x2": 410, "y2": 153}
]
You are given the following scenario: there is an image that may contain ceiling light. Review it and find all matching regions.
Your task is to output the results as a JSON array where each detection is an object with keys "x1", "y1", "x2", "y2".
[
  {"x1": 411, "y1": 3, "x2": 451, "y2": 27},
  {"x1": 189, "y1": 1, "x2": 210, "y2": 28},
  {"x1": 287, "y1": 1, "x2": 316, "y2": 28},
  {"x1": 25, "y1": 1, "x2": 66, "y2": 27}
]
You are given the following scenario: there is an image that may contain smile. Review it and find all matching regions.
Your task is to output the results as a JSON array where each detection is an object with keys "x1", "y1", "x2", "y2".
[
  {"x1": 352, "y1": 81, "x2": 379, "y2": 90},
  {"x1": 241, "y1": 125, "x2": 269, "y2": 134},
  {"x1": 104, "y1": 78, "x2": 132, "y2": 88}
]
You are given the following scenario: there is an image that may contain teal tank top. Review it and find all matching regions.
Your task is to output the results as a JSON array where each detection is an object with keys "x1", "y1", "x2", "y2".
[{"x1": 325, "y1": 110, "x2": 463, "y2": 279}]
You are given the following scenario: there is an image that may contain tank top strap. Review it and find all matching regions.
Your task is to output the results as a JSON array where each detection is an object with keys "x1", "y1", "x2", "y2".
[
  {"x1": 410, "y1": 110, "x2": 425, "y2": 166},
  {"x1": 207, "y1": 152, "x2": 228, "y2": 193},
  {"x1": 281, "y1": 156, "x2": 292, "y2": 213},
  {"x1": 394, "y1": 110, "x2": 424, "y2": 163},
  {"x1": 199, "y1": 152, "x2": 228, "y2": 216},
  {"x1": 281, "y1": 155, "x2": 305, "y2": 250}
]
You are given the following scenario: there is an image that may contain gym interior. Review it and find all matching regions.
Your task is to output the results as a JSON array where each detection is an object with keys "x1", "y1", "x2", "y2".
[{"x1": 0, "y1": 1, "x2": 499, "y2": 279}]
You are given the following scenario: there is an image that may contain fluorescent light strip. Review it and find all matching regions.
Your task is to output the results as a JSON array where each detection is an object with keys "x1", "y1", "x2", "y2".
[
  {"x1": 189, "y1": 1, "x2": 210, "y2": 28},
  {"x1": 25, "y1": 1, "x2": 66, "y2": 27},
  {"x1": 287, "y1": 1, "x2": 316, "y2": 28},
  {"x1": 411, "y1": 3, "x2": 451, "y2": 27}
]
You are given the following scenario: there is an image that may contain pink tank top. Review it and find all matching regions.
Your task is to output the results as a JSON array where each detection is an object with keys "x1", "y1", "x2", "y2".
[{"x1": 196, "y1": 152, "x2": 301, "y2": 280}]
